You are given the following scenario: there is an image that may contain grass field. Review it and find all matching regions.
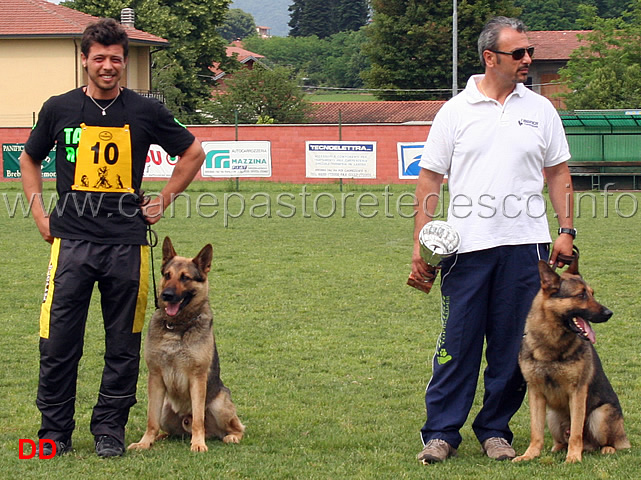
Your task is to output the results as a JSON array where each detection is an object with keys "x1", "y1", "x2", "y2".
[
  {"x1": 307, "y1": 92, "x2": 379, "y2": 102},
  {"x1": 1, "y1": 180, "x2": 639, "y2": 479}
]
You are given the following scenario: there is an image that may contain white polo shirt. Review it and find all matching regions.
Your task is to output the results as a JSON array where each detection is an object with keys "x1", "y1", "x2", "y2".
[{"x1": 419, "y1": 74, "x2": 571, "y2": 254}]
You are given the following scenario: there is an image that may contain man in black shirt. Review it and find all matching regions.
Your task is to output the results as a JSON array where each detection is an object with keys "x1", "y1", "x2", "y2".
[{"x1": 20, "y1": 18, "x2": 205, "y2": 457}]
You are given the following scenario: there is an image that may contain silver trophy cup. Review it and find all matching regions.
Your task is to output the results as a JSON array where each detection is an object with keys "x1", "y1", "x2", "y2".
[
  {"x1": 408, "y1": 221, "x2": 460, "y2": 294},
  {"x1": 418, "y1": 220, "x2": 460, "y2": 267}
]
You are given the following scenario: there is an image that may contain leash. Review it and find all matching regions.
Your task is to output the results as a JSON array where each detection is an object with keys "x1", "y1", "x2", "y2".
[
  {"x1": 147, "y1": 225, "x2": 159, "y2": 309},
  {"x1": 553, "y1": 245, "x2": 580, "y2": 270}
]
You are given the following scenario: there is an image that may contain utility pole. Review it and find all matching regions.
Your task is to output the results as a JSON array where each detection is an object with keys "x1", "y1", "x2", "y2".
[{"x1": 452, "y1": 0, "x2": 458, "y2": 98}]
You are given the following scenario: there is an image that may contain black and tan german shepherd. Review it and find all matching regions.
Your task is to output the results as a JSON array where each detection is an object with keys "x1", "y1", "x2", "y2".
[
  {"x1": 513, "y1": 256, "x2": 630, "y2": 463},
  {"x1": 128, "y1": 237, "x2": 244, "y2": 453}
]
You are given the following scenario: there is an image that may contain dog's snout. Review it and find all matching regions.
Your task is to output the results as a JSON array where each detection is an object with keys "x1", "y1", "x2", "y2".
[
  {"x1": 602, "y1": 307, "x2": 613, "y2": 320},
  {"x1": 161, "y1": 288, "x2": 179, "y2": 303}
]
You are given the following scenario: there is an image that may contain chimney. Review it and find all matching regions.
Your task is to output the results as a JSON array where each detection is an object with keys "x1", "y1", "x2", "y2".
[{"x1": 121, "y1": 8, "x2": 135, "y2": 28}]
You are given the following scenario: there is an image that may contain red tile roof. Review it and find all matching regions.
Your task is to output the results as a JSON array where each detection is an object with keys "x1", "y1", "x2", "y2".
[
  {"x1": 310, "y1": 101, "x2": 445, "y2": 124},
  {"x1": 228, "y1": 40, "x2": 265, "y2": 62},
  {"x1": 211, "y1": 42, "x2": 265, "y2": 78},
  {"x1": 528, "y1": 30, "x2": 590, "y2": 61},
  {"x1": 0, "y1": 0, "x2": 168, "y2": 46}
]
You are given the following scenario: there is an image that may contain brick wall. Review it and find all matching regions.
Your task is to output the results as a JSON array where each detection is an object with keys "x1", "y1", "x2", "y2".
[{"x1": 1, "y1": 123, "x2": 431, "y2": 184}]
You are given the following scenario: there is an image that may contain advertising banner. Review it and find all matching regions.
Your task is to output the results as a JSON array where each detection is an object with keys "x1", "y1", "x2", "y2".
[
  {"x1": 397, "y1": 142, "x2": 424, "y2": 179},
  {"x1": 305, "y1": 141, "x2": 376, "y2": 179},
  {"x1": 3, "y1": 143, "x2": 56, "y2": 179},
  {"x1": 201, "y1": 141, "x2": 272, "y2": 178},
  {"x1": 144, "y1": 144, "x2": 179, "y2": 178}
]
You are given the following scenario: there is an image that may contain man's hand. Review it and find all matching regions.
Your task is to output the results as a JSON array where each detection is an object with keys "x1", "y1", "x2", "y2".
[
  {"x1": 141, "y1": 197, "x2": 165, "y2": 225},
  {"x1": 549, "y1": 234, "x2": 574, "y2": 268},
  {"x1": 35, "y1": 215, "x2": 53, "y2": 244}
]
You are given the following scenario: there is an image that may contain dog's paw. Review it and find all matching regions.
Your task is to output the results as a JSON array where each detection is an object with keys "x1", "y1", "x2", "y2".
[
  {"x1": 565, "y1": 453, "x2": 582, "y2": 463},
  {"x1": 223, "y1": 434, "x2": 242, "y2": 444},
  {"x1": 513, "y1": 450, "x2": 540, "y2": 462},
  {"x1": 601, "y1": 446, "x2": 616, "y2": 455},
  {"x1": 128, "y1": 441, "x2": 152, "y2": 451},
  {"x1": 128, "y1": 431, "x2": 159, "y2": 450},
  {"x1": 190, "y1": 442, "x2": 209, "y2": 452}
]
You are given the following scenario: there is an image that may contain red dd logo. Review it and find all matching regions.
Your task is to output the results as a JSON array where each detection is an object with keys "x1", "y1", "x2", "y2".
[{"x1": 18, "y1": 439, "x2": 56, "y2": 459}]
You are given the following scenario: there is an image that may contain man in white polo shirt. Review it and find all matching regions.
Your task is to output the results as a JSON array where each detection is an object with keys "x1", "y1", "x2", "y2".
[{"x1": 412, "y1": 16, "x2": 575, "y2": 464}]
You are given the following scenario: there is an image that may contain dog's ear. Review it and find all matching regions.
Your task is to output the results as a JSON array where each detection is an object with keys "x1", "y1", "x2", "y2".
[
  {"x1": 193, "y1": 244, "x2": 213, "y2": 274},
  {"x1": 162, "y1": 236, "x2": 177, "y2": 269},
  {"x1": 538, "y1": 260, "x2": 560, "y2": 293}
]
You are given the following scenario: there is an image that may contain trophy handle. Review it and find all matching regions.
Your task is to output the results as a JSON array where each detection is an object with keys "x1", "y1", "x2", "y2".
[{"x1": 407, "y1": 268, "x2": 440, "y2": 294}]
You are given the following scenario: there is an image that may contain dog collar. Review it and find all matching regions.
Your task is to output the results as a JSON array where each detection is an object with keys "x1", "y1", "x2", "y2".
[{"x1": 163, "y1": 314, "x2": 202, "y2": 332}]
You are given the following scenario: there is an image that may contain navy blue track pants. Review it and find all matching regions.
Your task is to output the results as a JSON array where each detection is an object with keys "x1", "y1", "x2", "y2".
[{"x1": 420, "y1": 243, "x2": 548, "y2": 448}]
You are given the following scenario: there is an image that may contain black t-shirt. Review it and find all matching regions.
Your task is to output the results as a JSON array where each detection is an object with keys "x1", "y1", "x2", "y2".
[{"x1": 25, "y1": 87, "x2": 195, "y2": 244}]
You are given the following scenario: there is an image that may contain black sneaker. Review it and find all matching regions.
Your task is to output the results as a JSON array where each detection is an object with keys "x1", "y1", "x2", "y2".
[
  {"x1": 95, "y1": 435, "x2": 125, "y2": 457},
  {"x1": 35, "y1": 439, "x2": 72, "y2": 458}
]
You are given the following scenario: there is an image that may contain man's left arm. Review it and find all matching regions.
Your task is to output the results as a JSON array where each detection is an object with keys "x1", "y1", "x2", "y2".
[
  {"x1": 142, "y1": 139, "x2": 205, "y2": 224},
  {"x1": 544, "y1": 161, "x2": 574, "y2": 266}
]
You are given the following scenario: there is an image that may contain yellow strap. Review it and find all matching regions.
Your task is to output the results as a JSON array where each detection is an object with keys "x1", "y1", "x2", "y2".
[
  {"x1": 132, "y1": 244, "x2": 150, "y2": 333},
  {"x1": 39, "y1": 238, "x2": 61, "y2": 339}
]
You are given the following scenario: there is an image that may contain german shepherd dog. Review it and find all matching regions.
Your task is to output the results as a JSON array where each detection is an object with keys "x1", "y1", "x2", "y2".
[
  {"x1": 128, "y1": 237, "x2": 244, "y2": 452},
  {"x1": 513, "y1": 256, "x2": 630, "y2": 463}
]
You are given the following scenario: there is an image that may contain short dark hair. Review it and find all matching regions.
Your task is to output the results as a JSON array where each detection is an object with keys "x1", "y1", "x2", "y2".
[
  {"x1": 477, "y1": 17, "x2": 527, "y2": 68},
  {"x1": 81, "y1": 18, "x2": 129, "y2": 58}
]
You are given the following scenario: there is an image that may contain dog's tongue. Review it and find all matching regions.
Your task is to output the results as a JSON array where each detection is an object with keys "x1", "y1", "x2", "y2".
[
  {"x1": 575, "y1": 317, "x2": 596, "y2": 344},
  {"x1": 165, "y1": 302, "x2": 181, "y2": 317}
]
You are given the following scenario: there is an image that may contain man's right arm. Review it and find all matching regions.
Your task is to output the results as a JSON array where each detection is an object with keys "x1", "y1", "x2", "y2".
[{"x1": 19, "y1": 151, "x2": 52, "y2": 243}]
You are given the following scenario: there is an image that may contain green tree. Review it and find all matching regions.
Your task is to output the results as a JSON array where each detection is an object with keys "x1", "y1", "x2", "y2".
[
  {"x1": 243, "y1": 35, "x2": 331, "y2": 83},
  {"x1": 243, "y1": 29, "x2": 369, "y2": 88},
  {"x1": 218, "y1": 8, "x2": 256, "y2": 42},
  {"x1": 61, "y1": 0, "x2": 233, "y2": 123},
  {"x1": 516, "y1": 0, "x2": 584, "y2": 30},
  {"x1": 289, "y1": 0, "x2": 335, "y2": 38},
  {"x1": 336, "y1": 0, "x2": 370, "y2": 33},
  {"x1": 322, "y1": 29, "x2": 370, "y2": 88},
  {"x1": 516, "y1": 0, "x2": 633, "y2": 30},
  {"x1": 593, "y1": 0, "x2": 634, "y2": 18},
  {"x1": 210, "y1": 66, "x2": 315, "y2": 124},
  {"x1": 363, "y1": 0, "x2": 520, "y2": 100},
  {"x1": 559, "y1": 2, "x2": 641, "y2": 109},
  {"x1": 288, "y1": 0, "x2": 368, "y2": 38}
]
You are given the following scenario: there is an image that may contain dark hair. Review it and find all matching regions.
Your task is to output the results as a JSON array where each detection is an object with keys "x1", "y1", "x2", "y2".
[
  {"x1": 81, "y1": 18, "x2": 129, "y2": 58},
  {"x1": 477, "y1": 17, "x2": 527, "y2": 68}
]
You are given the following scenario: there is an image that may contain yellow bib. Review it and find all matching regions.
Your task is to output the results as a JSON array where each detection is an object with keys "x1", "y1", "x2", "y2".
[{"x1": 72, "y1": 123, "x2": 134, "y2": 193}]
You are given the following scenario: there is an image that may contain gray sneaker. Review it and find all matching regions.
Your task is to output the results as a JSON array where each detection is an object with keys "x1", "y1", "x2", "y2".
[
  {"x1": 481, "y1": 437, "x2": 515, "y2": 460},
  {"x1": 417, "y1": 439, "x2": 457, "y2": 464}
]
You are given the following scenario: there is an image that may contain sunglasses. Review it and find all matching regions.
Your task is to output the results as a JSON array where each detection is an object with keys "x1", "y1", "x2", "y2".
[{"x1": 489, "y1": 46, "x2": 534, "y2": 60}]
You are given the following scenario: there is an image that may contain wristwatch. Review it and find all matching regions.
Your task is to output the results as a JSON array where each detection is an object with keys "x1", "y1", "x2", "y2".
[{"x1": 558, "y1": 227, "x2": 577, "y2": 239}]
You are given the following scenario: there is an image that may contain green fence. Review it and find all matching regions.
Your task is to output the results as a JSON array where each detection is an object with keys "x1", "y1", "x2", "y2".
[
  {"x1": 561, "y1": 110, "x2": 641, "y2": 164},
  {"x1": 560, "y1": 110, "x2": 641, "y2": 189}
]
